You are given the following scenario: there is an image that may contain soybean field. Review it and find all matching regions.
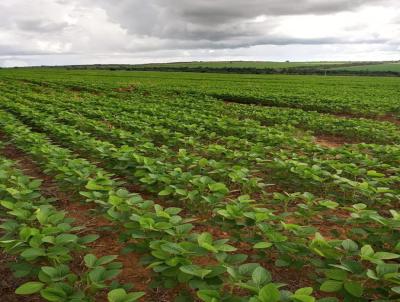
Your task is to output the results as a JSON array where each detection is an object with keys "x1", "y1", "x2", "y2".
[{"x1": 0, "y1": 68, "x2": 400, "y2": 302}]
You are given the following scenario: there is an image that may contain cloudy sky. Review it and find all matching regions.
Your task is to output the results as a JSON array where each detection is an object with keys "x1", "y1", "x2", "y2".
[{"x1": 0, "y1": 0, "x2": 399, "y2": 67}]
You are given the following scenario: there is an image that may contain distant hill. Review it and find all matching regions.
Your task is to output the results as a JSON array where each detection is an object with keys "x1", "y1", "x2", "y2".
[
  {"x1": 22, "y1": 60, "x2": 400, "y2": 77},
  {"x1": 332, "y1": 62, "x2": 400, "y2": 73},
  {"x1": 131, "y1": 61, "x2": 346, "y2": 69}
]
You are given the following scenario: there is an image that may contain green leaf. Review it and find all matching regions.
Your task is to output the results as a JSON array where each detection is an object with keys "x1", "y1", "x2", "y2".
[
  {"x1": 325, "y1": 269, "x2": 347, "y2": 281},
  {"x1": 125, "y1": 292, "x2": 146, "y2": 302},
  {"x1": 15, "y1": 282, "x2": 44, "y2": 295},
  {"x1": 86, "y1": 180, "x2": 107, "y2": 191},
  {"x1": 198, "y1": 232, "x2": 218, "y2": 252},
  {"x1": 344, "y1": 281, "x2": 363, "y2": 297},
  {"x1": 215, "y1": 243, "x2": 237, "y2": 252},
  {"x1": 96, "y1": 255, "x2": 118, "y2": 265},
  {"x1": 254, "y1": 242, "x2": 273, "y2": 249},
  {"x1": 180, "y1": 265, "x2": 212, "y2": 279},
  {"x1": 89, "y1": 267, "x2": 106, "y2": 283},
  {"x1": 165, "y1": 207, "x2": 182, "y2": 215},
  {"x1": 320, "y1": 280, "x2": 342, "y2": 293},
  {"x1": 84, "y1": 254, "x2": 97, "y2": 268},
  {"x1": 40, "y1": 287, "x2": 67, "y2": 301},
  {"x1": 197, "y1": 289, "x2": 220, "y2": 302},
  {"x1": 391, "y1": 287, "x2": 400, "y2": 294},
  {"x1": 55, "y1": 234, "x2": 78, "y2": 244},
  {"x1": 366, "y1": 269, "x2": 378, "y2": 280},
  {"x1": 342, "y1": 239, "x2": 358, "y2": 252},
  {"x1": 295, "y1": 287, "x2": 313, "y2": 295},
  {"x1": 208, "y1": 183, "x2": 229, "y2": 194},
  {"x1": 292, "y1": 287, "x2": 315, "y2": 302},
  {"x1": 367, "y1": 170, "x2": 385, "y2": 178},
  {"x1": 108, "y1": 288, "x2": 126, "y2": 302},
  {"x1": 258, "y1": 283, "x2": 280, "y2": 302},
  {"x1": 78, "y1": 234, "x2": 99, "y2": 244},
  {"x1": 239, "y1": 263, "x2": 260, "y2": 275},
  {"x1": 198, "y1": 158, "x2": 208, "y2": 167},
  {"x1": 376, "y1": 263, "x2": 399, "y2": 277},
  {"x1": 360, "y1": 245, "x2": 374, "y2": 258},
  {"x1": 160, "y1": 242, "x2": 186, "y2": 254},
  {"x1": 154, "y1": 222, "x2": 173, "y2": 230},
  {"x1": 1, "y1": 200, "x2": 15, "y2": 210},
  {"x1": 318, "y1": 200, "x2": 339, "y2": 209},
  {"x1": 374, "y1": 252, "x2": 400, "y2": 260},
  {"x1": 291, "y1": 295, "x2": 315, "y2": 302},
  {"x1": 200, "y1": 242, "x2": 218, "y2": 253},
  {"x1": 175, "y1": 189, "x2": 188, "y2": 196},
  {"x1": 85, "y1": 179, "x2": 103, "y2": 191},
  {"x1": 158, "y1": 189, "x2": 172, "y2": 196},
  {"x1": 41, "y1": 266, "x2": 59, "y2": 278},
  {"x1": 353, "y1": 203, "x2": 367, "y2": 210},
  {"x1": 252, "y1": 267, "x2": 270, "y2": 287},
  {"x1": 198, "y1": 232, "x2": 213, "y2": 245},
  {"x1": 21, "y1": 248, "x2": 46, "y2": 260}
]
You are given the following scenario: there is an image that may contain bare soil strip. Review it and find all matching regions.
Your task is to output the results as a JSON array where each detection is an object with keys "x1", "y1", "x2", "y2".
[
  {"x1": 313, "y1": 134, "x2": 348, "y2": 148},
  {"x1": 0, "y1": 254, "x2": 43, "y2": 302},
  {"x1": 377, "y1": 114, "x2": 400, "y2": 126}
]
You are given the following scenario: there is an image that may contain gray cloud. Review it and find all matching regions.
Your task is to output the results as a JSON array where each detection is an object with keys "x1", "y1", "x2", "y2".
[
  {"x1": 175, "y1": 0, "x2": 384, "y2": 23},
  {"x1": 0, "y1": 0, "x2": 399, "y2": 66},
  {"x1": 16, "y1": 19, "x2": 70, "y2": 33},
  {"x1": 0, "y1": 45, "x2": 60, "y2": 56},
  {"x1": 82, "y1": 0, "x2": 395, "y2": 51},
  {"x1": 89, "y1": 0, "x2": 388, "y2": 37}
]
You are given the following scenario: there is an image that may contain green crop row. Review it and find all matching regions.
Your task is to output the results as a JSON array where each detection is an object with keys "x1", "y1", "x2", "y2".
[
  {"x1": 6, "y1": 77, "x2": 400, "y2": 146},
  {"x1": 0, "y1": 68, "x2": 400, "y2": 301},
  {"x1": 2, "y1": 69, "x2": 400, "y2": 117},
  {"x1": 0, "y1": 153, "x2": 144, "y2": 302},
  {"x1": 1, "y1": 110, "x2": 400, "y2": 301},
  {"x1": 1, "y1": 91, "x2": 398, "y2": 210},
  {"x1": 0, "y1": 110, "x2": 323, "y2": 301}
]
